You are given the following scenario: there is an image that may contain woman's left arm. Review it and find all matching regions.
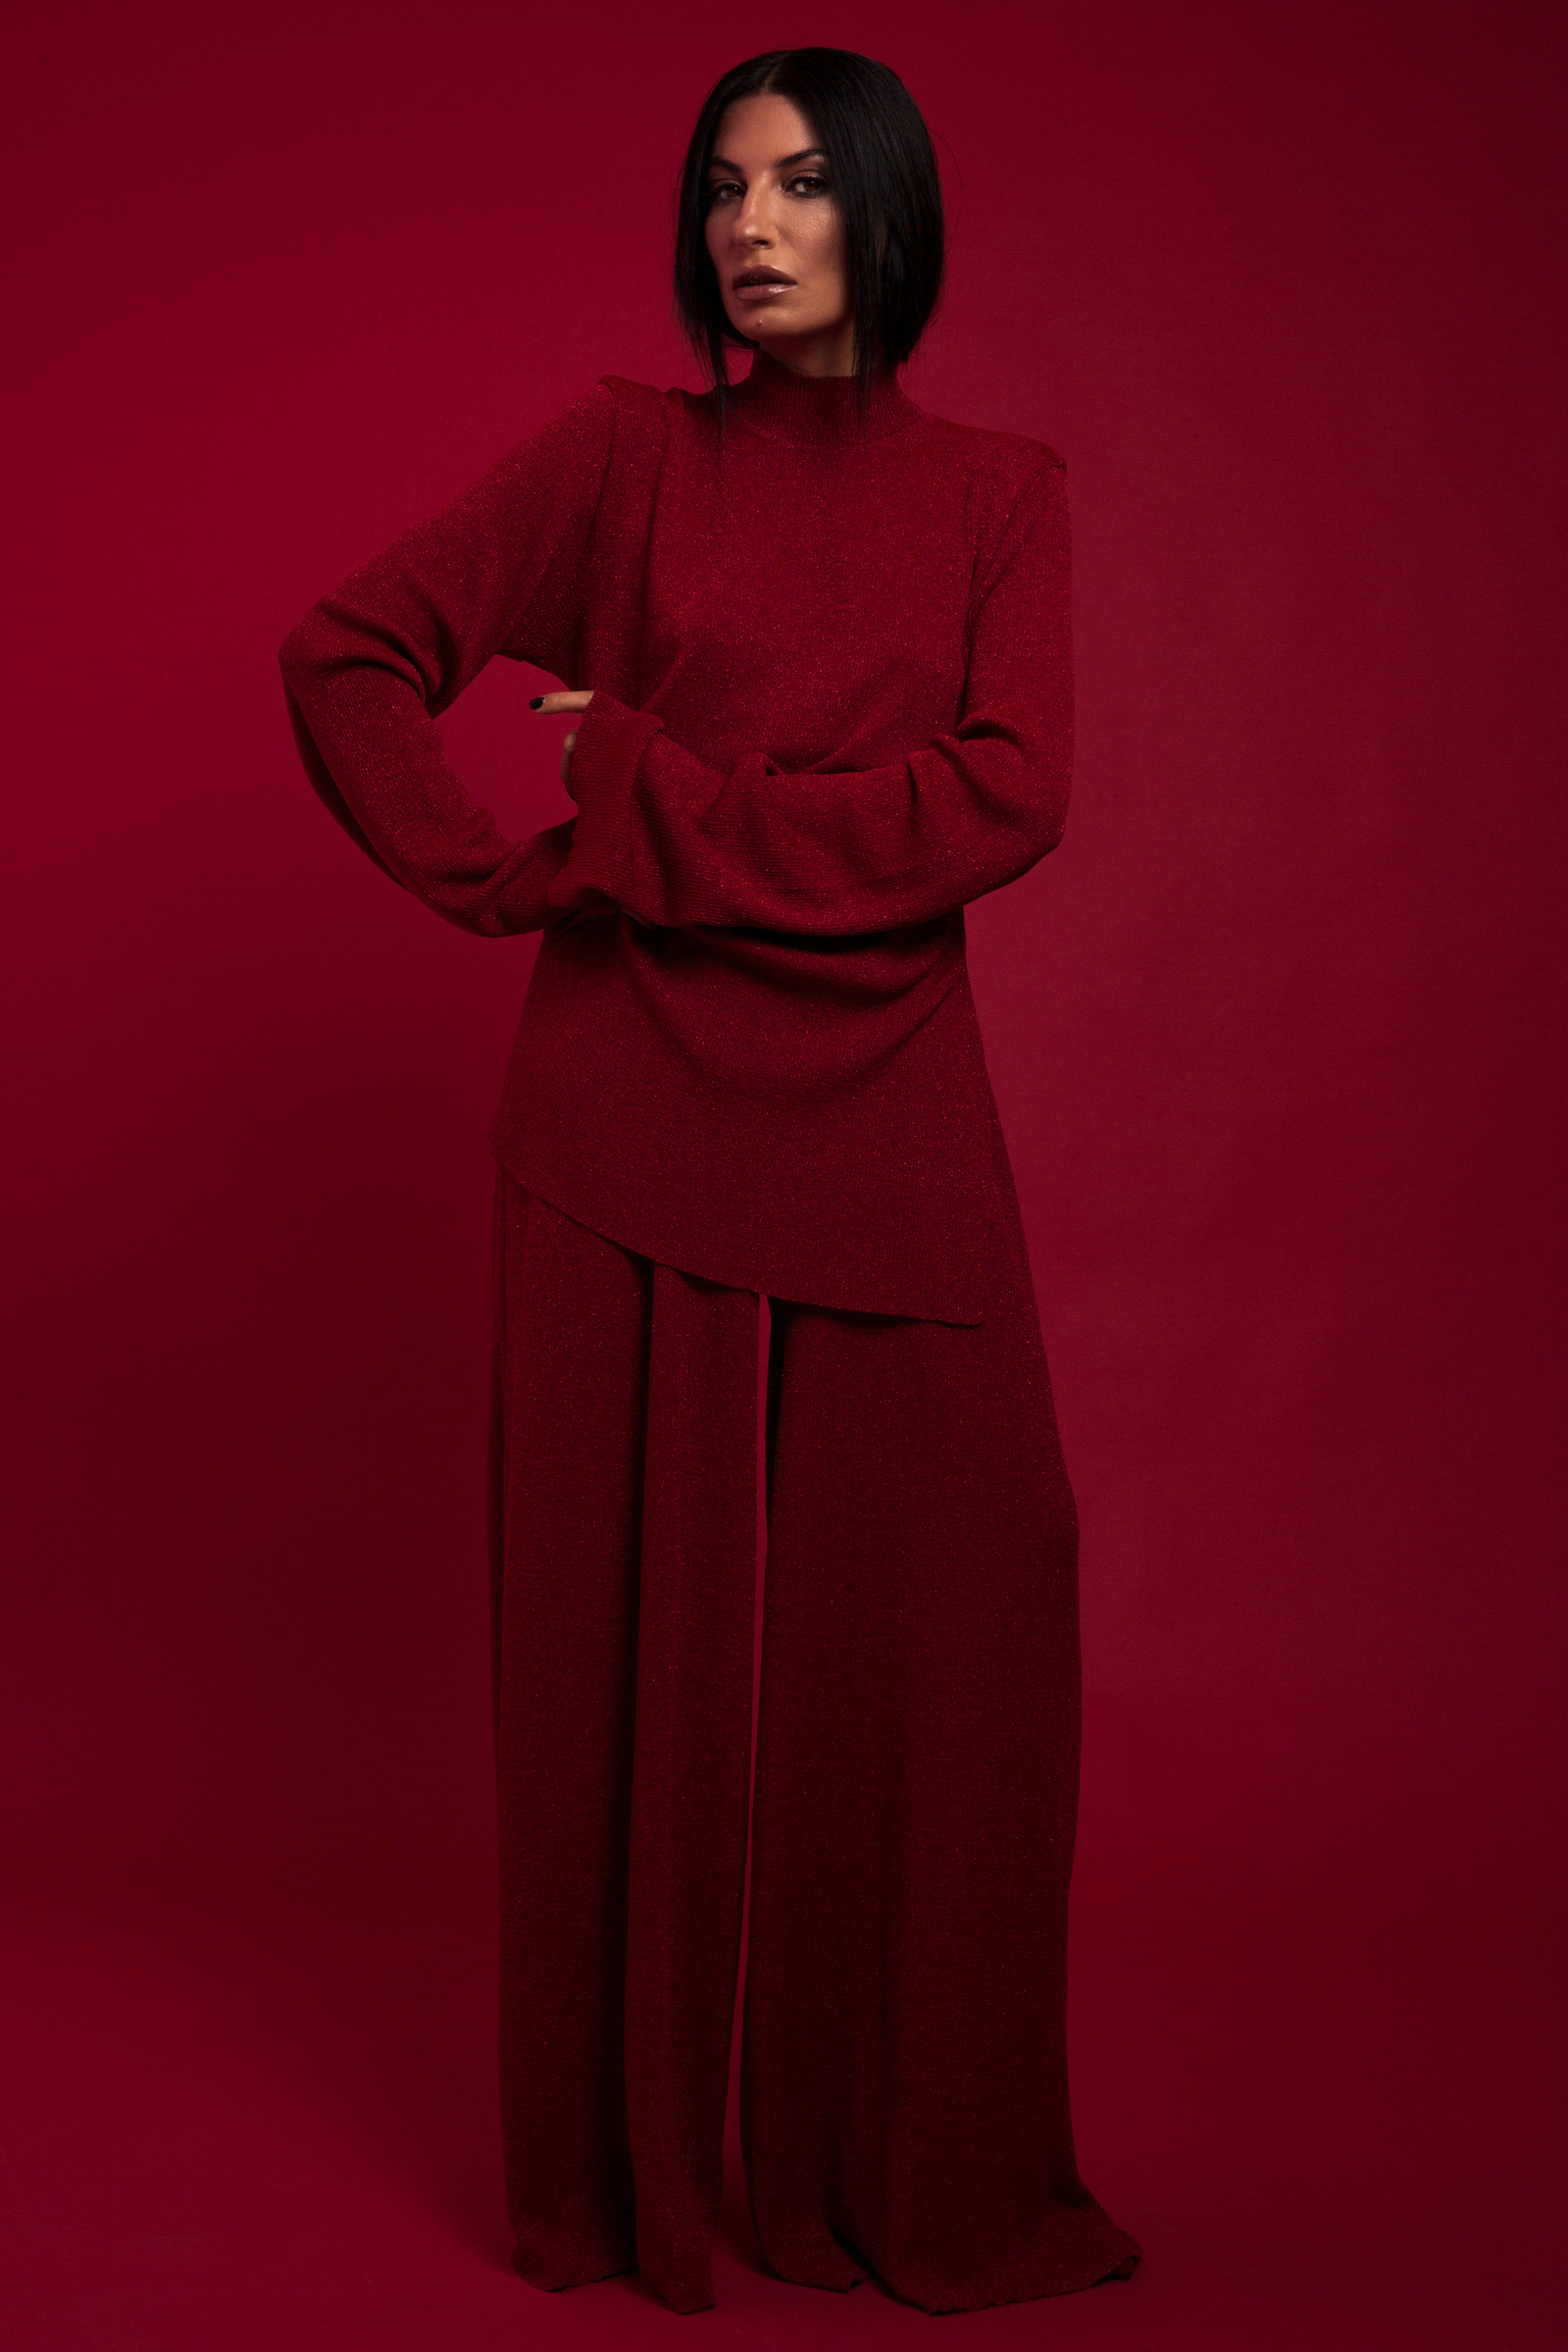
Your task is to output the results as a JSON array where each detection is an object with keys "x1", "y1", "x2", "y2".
[{"x1": 544, "y1": 457, "x2": 1072, "y2": 936}]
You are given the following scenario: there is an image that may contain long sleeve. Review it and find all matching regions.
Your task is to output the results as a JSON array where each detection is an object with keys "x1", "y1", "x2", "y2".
[
  {"x1": 278, "y1": 382, "x2": 618, "y2": 937},
  {"x1": 548, "y1": 457, "x2": 1072, "y2": 937}
]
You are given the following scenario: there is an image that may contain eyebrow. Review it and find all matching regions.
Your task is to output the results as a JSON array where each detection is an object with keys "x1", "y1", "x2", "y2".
[{"x1": 707, "y1": 147, "x2": 829, "y2": 174}]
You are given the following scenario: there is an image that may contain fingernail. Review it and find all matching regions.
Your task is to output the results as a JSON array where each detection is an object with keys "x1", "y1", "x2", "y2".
[{"x1": 529, "y1": 697, "x2": 543, "y2": 710}]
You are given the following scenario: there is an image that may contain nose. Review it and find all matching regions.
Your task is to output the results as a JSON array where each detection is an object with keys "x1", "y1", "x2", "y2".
[{"x1": 733, "y1": 179, "x2": 775, "y2": 247}]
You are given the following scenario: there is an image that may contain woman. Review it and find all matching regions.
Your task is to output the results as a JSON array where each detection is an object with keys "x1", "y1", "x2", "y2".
[{"x1": 279, "y1": 43, "x2": 1138, "y2": 2320}]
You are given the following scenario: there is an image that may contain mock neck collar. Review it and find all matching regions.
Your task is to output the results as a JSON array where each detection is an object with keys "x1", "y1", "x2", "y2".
[{"x1": 724, "y1": 348, "x2": 925, "y2": 446}]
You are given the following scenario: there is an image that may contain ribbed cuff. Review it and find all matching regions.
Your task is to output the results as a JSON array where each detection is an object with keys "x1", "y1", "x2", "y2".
[{"x1": 545, "y1": 690, "x2": 666, "y2": 915}]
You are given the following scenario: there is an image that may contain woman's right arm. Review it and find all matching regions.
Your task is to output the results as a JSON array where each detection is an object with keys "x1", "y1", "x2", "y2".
[
  {"x1": 541, "y1": 456, "x2": 1075, "y2": 938},
  {"x1": 278, "y1": 381, "x2": 617, "y2": 937}
]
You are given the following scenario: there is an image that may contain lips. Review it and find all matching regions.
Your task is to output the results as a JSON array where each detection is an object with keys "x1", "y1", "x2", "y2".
[{"x1": 733, "y1": 269, "x2": 795, "y2": 292}]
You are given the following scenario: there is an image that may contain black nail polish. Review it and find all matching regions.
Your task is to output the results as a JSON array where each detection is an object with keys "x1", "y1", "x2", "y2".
[{"x1": 529, "y1": 696, "x2": 543, "y2": 710}]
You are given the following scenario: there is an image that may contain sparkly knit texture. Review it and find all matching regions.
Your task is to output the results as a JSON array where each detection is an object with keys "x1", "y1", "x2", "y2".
[{"x1": 279, "y1": 350, "x2": 1072, "y2": 1321}]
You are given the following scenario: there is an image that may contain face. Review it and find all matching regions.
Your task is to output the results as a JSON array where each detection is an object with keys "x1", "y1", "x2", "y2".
[{"x1": 703, "y1": 91, "x2": 855, "y2": 376}]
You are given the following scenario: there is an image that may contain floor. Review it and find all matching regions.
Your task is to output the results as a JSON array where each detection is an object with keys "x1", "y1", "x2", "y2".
[{"x1": 5, "y1": 1689, "x2": 1560, "y2": 2352}]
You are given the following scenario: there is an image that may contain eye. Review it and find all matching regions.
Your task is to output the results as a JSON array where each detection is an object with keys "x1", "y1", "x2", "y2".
[
  {"x1": 785, "y1": 173, "x2": 832, "y2": 196},
  {"x1": 706, "y1": 179, "x2": 743, "y2": 207}
]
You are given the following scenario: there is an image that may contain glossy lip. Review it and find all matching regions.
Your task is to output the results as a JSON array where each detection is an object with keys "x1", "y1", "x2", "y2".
[{"x1": 733, "y1": 267, "x2": 796, "y2": 289}]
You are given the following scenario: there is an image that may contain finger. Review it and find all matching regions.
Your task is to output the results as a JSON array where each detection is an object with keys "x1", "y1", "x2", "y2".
[{"x1": 529, "y1": 690, "x2": 594, "y2": 714}]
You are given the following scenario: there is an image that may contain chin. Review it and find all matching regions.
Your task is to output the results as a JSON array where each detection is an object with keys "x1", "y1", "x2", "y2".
[{"x1": 729, "y1": 311, "x2": 793, "y2": 344}]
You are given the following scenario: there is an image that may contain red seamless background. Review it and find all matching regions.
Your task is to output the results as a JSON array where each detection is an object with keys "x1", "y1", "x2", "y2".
[{"x1": 3, "y1": 2, "x2": 1564, "y2": 2346}]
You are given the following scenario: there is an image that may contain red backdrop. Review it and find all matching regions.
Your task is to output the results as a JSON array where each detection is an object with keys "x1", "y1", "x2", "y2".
[{"x1": 4, "y1": 2, "x2": 1563, "y2": 2345}]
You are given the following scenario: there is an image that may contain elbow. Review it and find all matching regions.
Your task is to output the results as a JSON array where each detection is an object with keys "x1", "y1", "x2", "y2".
[
  {"x1": 969, "y1": 734, "x2": 1070, "y2": 868},
  {"x1": 1023, "y1": 783, "x2": 1070, "y2": 864},
  {"x1": 1037, "y1": 801, "x2": 1069, "y2": 859},
  {"x1": 277, "y1": 605, "x2": 330, "y2": 695}
]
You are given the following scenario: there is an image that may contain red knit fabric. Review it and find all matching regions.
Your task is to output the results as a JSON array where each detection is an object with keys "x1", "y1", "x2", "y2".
[
  {"x1": 488, "y1": 1168, "x2": 1140, "y2": 2315},
  {"x1": 278, "y1": 350, "x2": 1073, "y2": 1323},
  {"x1": 281, "y1": 357, "x2": 1139, "y2": 2315}
]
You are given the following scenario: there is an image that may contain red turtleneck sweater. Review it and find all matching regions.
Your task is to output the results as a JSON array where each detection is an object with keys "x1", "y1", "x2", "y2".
[{"x1": 278, "y1": 352, "x2": 1071, "y2": 1323}]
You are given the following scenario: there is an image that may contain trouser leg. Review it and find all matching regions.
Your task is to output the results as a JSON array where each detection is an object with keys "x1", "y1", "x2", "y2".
[
  {"x1": 490, "y1": 1177, "x2": 646, "y2": 2290},
  {"x1": 620, "y1": 1253, "x2": 760, "y2": 2310},
  {"x1": 488, "y1": 1174, "x2": 758, "y2": 2314},
  {"x1": 741, "y1": 1165, "x2": 1139, "y2": 2312}
]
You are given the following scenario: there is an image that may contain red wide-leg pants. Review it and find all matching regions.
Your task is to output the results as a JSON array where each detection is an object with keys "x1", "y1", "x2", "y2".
[{"x1": 487, "y1": 1161, "x2": 1139, "y2": 2316}]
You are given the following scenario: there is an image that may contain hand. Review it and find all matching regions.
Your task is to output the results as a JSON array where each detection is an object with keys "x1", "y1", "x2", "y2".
[{"x1": 531, "y1": 689, "x2": 594, "y2": 795}]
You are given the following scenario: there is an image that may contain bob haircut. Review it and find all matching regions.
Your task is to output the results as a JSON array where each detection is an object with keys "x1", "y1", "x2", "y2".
[{"x1": 674, "y1": 47, "x2": 944, "y2": 419}]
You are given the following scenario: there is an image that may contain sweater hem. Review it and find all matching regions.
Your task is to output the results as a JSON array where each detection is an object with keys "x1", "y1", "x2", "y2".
[{"x1": 486, "y1": 1138, "x2": 991, "y2": 1327}]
